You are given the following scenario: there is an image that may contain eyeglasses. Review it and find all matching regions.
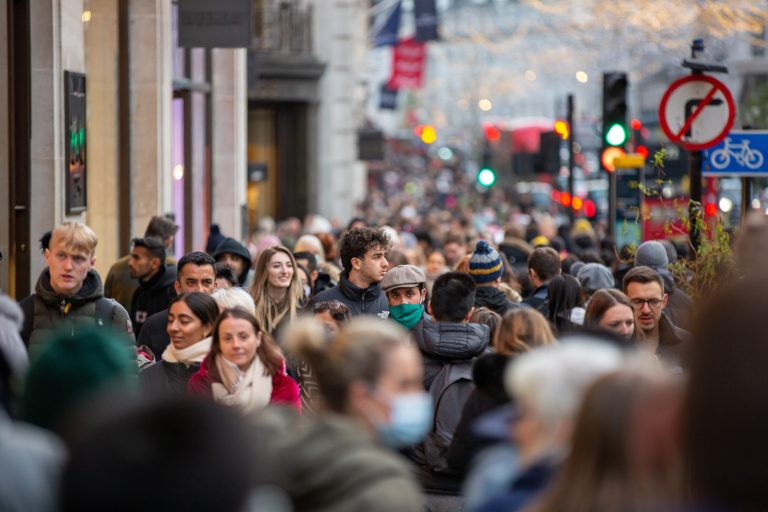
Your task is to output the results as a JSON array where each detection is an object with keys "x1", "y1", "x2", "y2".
[
  {"x1": 313, "y1": 300, "x2": 350, "y2": 322},
  {"x1": 630, "y1": 298, "x2": 664, "y2": 310}
]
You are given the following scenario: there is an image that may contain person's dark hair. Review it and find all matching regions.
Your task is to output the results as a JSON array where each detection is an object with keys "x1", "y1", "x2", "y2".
[
  {"x1": 60, "y1": 399, "x2": 254, "y2": 512},
  {"x1": 579, "y1": 250, "x2": 605, "y2": 265},
  {"x1": 547, "y1": 274, "x2": 583, "y2": 331},
  {"x1": 561, "y1": 254, "x2": 580, "y2": 275},
  {"x1": 144, "y1": 215, "x2": 179, "y2": 240},
  {"x1": 313, "y1": 300, "x2": 352, "y2": 323},
  {"x1": 39, "y1": 230, "x2": 52, "y2": 254},
  {"x1": 214, "y1": 263, "x2": 238, "y2": 287},
  {"x1": 444, "y1": 233, "x2": 467, "y2": 247},
  {"x1": 346, "y1": 217, "x2": 367, "y2": 231},
  {"x1": 293, "y1": 251, "x2": 317, "y2": 273},
  {"x1": 528, "y1": 247, "x2": 561, "y2": 282},
  {"x1": 469, "y1": 307, "x2": 502, "y2": 343},
  {"x1": 430, "y1": 271, "x2": 476, "y2": 322},
  {"x1": 131, "y1": 236, "x2": 166, "y2": 263},
  {"x1": 622, "y1": 265, "x2": 665, "y2": 294},
  {"x1": 209, "y1": 308, "x2": 283, "y2": 378},
  {"x1": 169, "y1": 292, "x2": 219, "y2": 328},
  {"x1": 177, "y1": 251, "x2": 216, "y2": 277},
  {"x1": 339, "y1": 227, "x2": 391, "y2": 273}
]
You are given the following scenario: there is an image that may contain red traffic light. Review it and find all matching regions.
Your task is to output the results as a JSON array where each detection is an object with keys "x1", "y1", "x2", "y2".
[
  {"x1": 630, "y1": 118, "x2": 642, "y2": 130},
  {"x1": 560, "y1": 192, "x2": 572, "y2": 207},
  {"x1": 705, "y1": 203, "x2": 718, "y2": 217},
  {"x1": 584, "y1": 199, "x2": 596, "y2": 218},
  {"x1": 483, "y1": 124, "x2": 501, "y2": 142},
  {"x1": 636, "y1": 145, "x2": 649, "y2": 158}
]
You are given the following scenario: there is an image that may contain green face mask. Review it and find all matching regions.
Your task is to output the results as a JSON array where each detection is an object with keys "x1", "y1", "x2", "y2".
[{"x1": 389, "y1": 303, "x2": 424, "y2": 330}]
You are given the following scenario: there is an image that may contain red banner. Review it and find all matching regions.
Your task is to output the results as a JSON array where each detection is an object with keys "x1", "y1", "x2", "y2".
[{"x1": 387, "y1": 38, "x2": 426, "y2": 90}]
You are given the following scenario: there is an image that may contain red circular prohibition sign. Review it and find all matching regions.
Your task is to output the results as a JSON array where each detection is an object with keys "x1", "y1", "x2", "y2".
[{"x1": 658, "y1": 74, "x2": 736, "y2": 151}]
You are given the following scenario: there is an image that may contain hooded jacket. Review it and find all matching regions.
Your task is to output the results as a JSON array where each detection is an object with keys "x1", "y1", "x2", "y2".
[
  {"x1": 474, "y1": 286, "x2": 518, "y2": 316},
  {"x1": 245, "y1": 407, "x2": 424, "y2": 512},
  {"x1": 130, "y1": 264, "x2": 176, "y2": 338},
  {"x1": 19, "y1": 269, "x2": 133, "y2": 355},
  {"x1": 213, "y1": 238, "x2": 253, "y2": 287},
  {"x1": 308, "y1": 273, "x2": 389, "y2": 318},
  {"x1": 409, "y1": 317, "x2": 491, "y2": 492},
  {"x1": 104, "y1": 254, "x2": 177, "y2": 312}
]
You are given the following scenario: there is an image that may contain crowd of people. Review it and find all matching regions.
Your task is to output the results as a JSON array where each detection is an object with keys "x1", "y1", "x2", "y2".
[{"x1": 1, "y1": 207, "x2": 768, "y2": 512}]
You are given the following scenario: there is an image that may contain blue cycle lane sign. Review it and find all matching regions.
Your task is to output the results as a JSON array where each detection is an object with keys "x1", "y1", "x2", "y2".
[{"x1": 703, "y1": 131, "x2": 768, "y2": 176}]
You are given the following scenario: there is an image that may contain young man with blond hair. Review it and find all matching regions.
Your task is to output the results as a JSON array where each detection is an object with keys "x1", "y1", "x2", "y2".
[{"x1": 20, "y1": 221, "x2": 133, "y2": 353}]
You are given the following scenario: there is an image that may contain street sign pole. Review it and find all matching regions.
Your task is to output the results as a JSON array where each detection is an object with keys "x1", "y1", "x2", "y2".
[{"x1": 567, "y1": 94, "x2": 575, "y2": 224}]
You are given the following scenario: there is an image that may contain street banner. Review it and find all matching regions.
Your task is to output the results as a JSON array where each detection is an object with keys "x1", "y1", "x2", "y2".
[
  {"x1": 178, "y1": 0, "x2": 252, "y2": 48},
  {"x1": 373, "y1": 0, "x2": 402, "y2": 47},
  {"x1": 379, "y1": 84, "x2": 399, "y2": 110},
  {"x1": 388, "y1": 38, "x2": 426, "y2": 90},
  {"x1": 414, "y1": 0, "x2": 439, "y2": 42},
  {"x1": 703, "y1": 131, "x2": 768, "y2": 176}
]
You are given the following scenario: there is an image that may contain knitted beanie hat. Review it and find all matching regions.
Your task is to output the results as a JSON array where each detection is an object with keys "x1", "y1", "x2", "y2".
[
  {"x1": 21, "y1": 327, "x2": 138, "y2": 433},
  {"x1": 468, "y1": 240, "x2": 504, "y2": 284},
  {"x1": 635, "y1": 240, "x2": 669, "y2": 270}
]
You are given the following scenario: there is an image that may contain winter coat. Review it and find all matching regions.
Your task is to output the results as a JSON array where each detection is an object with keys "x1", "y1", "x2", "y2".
[
  {"x1": 522, "y1": 284, "x2": 549, "y2": 316},
  {"x1": 658, "y1": 270, "x2": 694, "y2": 330},
  {"x1": 129, "y1": 264, "x2": 176, "y2": 338},
  {"x1": 447, "y1": 353, "x2": 512, "y2": 478},
  {"x1": 135, "y1": 309, "x2": 170, "y2": 359},
  {"x1": 104, "y1": 254, "x2": 177, "y2": 312},
  {"x1": 657, "y1": 312, "x2": 690, "y2": 369},
  {"x1": 474, "y1": 286, "x2": 519, "y2": 316},
  {"x1": 213, "y1": 238, "x2": 253, "y2": 287},
  {"x1": 244, "y1": 407, "x2": 425, "y2": 512},
  {"x1": 139, "y1": 359, "x2": 200, "y2": 399},
  {"x1": 0, "y1": 410, "x2": 65, "y2": 512},
  {"x1": 188, "y1": 355, "x2": 301, "y2": 411},
  {"x1": 308, "y1": 273, "x2": 389, "y2": 318},
  {"x1": 475, "y1": 456, "x2": 559, "y2": 512},
  {"x1": 19, "y1": 269, "x2": 133, "y2": 357},
  {"x1": 409, "y1": 317, "x2": 491, "y2": 493}
]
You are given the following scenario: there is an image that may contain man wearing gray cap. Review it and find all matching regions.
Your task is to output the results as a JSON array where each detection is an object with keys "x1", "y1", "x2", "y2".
[
  {"x1": 381, "y1": 265, "x2": 428, "y2": 331},
  {"x1": 634, "y1": 240, "x2": 693, "y2": 329}
]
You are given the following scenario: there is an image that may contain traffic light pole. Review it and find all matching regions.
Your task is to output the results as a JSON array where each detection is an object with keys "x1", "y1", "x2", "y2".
[{"x1": 567, "y1": 94, "x2": 575, "y2": 224}]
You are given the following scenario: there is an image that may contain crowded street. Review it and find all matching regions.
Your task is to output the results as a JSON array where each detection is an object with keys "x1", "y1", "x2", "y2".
[{"x1": 2, "y1": 1, "x2": 768, "y2": 511}]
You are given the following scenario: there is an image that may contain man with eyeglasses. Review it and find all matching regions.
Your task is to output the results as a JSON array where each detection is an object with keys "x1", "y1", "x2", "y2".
[{"x1": 622, "y1": 265, "x2": 689, "y2": 367}]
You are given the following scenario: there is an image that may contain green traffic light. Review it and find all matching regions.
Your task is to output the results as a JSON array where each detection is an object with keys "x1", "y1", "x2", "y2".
[
  {"x1": 477, "y1": 168, "x2": 496, "y2": 187},
  {"x1": 606, "y1": 123, "x2": 627, "y2": 146}
]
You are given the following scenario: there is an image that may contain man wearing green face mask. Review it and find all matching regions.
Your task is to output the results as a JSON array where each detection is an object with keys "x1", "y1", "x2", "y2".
[{"x1": 381, "y1": 265, "x2": 428, "y2": 331}]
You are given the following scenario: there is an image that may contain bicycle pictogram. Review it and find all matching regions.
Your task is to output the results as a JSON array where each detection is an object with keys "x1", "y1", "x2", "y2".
[{"x1": 710, "y1": 137, "x2": 764, "y2": 170}]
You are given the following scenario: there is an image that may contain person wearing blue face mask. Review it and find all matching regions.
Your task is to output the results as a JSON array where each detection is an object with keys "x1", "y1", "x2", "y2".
[
  {"x1": 381, "y1": 265, "x2": 428, "y2": 331},
  {"x1": 244, "y1": 317, "x2": 430, "y2": 512}
]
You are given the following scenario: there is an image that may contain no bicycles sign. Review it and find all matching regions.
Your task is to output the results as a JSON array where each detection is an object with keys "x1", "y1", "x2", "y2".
[{"x1": 658, "y1": 75, "x2": 736, "y2": 151}]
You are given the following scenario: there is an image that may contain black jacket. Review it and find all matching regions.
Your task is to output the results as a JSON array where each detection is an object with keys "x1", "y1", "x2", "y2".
[
  {"x1": 474, "y1": 286, "x2": 519, "y2": 316},
  {"x1": 657, "y1": 312, "x2": 690, "y2": 369},
  {"x1": 135, "y1": 309, "x2": 170, "y2": 358},
  {"x1": 308, "y1": 273, "x2": 389, "y2": 318},
  {"x1": 658, "y1": 270, "x2": 694, "y2": 330},
  {"x1": 130, "y1": 264, "x2": 176, "y2": 338},
  {"x1": 447, "y1": 353, "x2": 512, "y2": 478},
  {"x1": 213, "y1": 238, "x2": 252, "y2": 287},
  {"x1": 139, "y1": 360, "x2": 199, "y2": 399},
  {"x1": 522, "y1": 284, "x2": 548, "y2": 314}
]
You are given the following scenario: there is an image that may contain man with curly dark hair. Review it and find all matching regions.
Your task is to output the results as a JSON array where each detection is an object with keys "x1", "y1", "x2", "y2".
[{"x1": 308, "y1": 227, "x2": 391, "y2": 318}]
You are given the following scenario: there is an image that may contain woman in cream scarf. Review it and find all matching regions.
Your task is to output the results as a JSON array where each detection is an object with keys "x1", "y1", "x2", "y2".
[{"x1": 188, "y1": 307, "x2": 300, "y2": 413}]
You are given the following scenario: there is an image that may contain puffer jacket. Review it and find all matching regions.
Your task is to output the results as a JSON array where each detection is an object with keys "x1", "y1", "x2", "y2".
[
  {"x1": 308, "y1": 273, "x2": 389, "y2": 319},
  {"x1": 19, "y1": 269, "x2": 133, "y2": 356}
]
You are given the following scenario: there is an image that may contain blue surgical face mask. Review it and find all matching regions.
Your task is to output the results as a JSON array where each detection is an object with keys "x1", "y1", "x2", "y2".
[{"x1": 376, "y1": 392, "x2": 433, "y2": 449}]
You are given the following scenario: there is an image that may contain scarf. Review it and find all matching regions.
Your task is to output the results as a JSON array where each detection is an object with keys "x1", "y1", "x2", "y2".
[
  {"x1": 162, "y1": 337, "x2": 212, "y2": 365},
  {"x1": 211, "y1": 354, "x2": 272, "y2": 413}
]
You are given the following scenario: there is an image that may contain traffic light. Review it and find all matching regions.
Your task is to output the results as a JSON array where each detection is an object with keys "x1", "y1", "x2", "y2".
[
  {"x1": 554, "y1": 120, "x2": 569, "y2": 140},
  {"x1": 414, "y1": 125, "x2": 437, "y2": 144},
  {"x1": 602, "y1": 72, "x2": 628, "y2": 148},
  {"x1": 477, "y1": 166, "x2": 496, "y2": 187}
]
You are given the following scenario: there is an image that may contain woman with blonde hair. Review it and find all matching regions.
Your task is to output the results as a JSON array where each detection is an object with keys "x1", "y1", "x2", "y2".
[{"x1": 249, "y1": 246, "x2": 305, "y2": 339}]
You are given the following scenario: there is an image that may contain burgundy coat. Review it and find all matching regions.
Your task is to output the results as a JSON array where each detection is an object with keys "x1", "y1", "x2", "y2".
[{"x1": 188, "y1": 354, "x2": 301, "y2": 412}]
